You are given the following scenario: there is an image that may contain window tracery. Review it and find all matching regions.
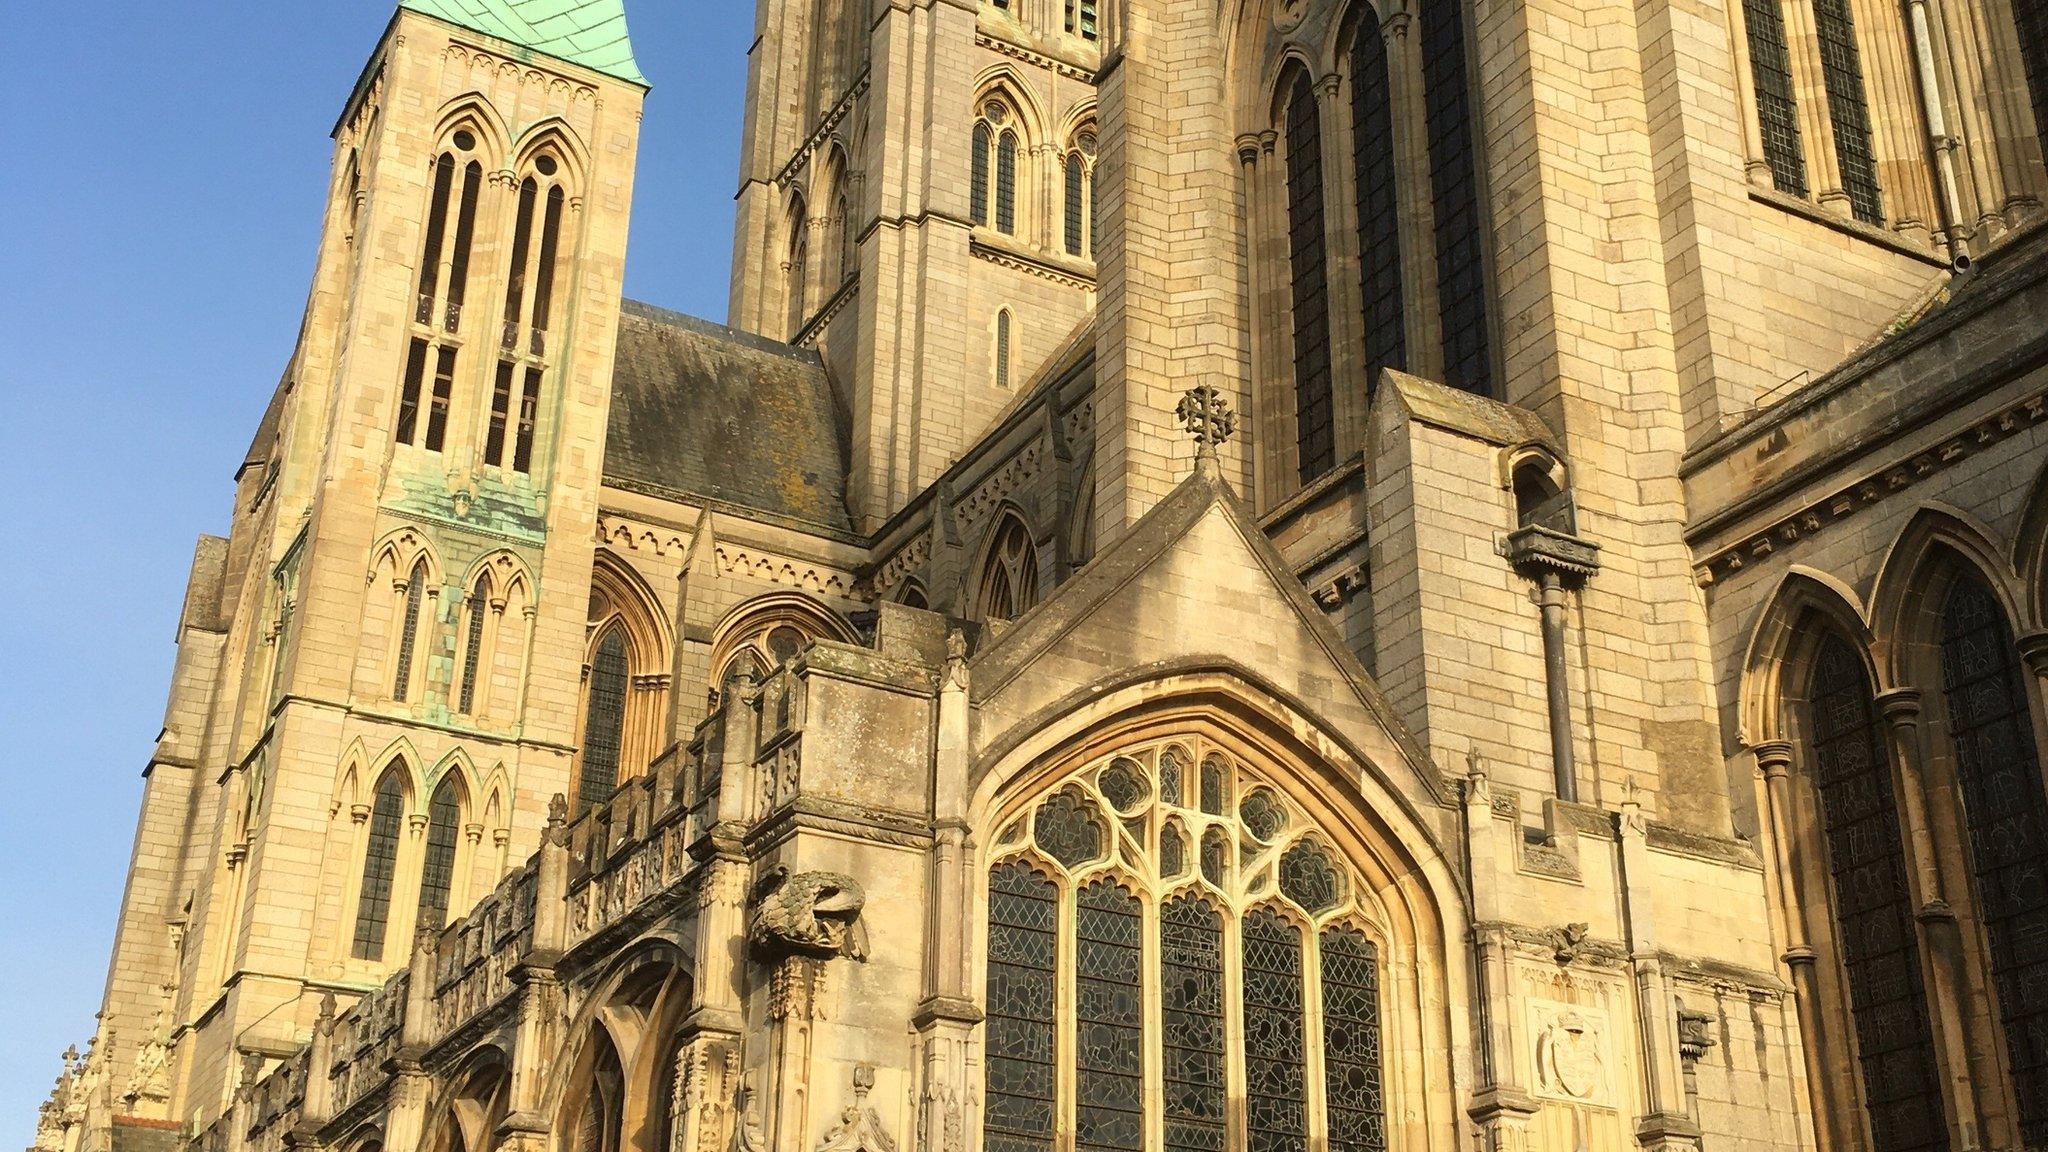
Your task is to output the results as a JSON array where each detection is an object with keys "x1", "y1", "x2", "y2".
[
  {"x1": 984, "y1": 738, "x2": 1386, "y2": 1152},
  {"x1": 491, "y1": 146, "x2": 570, "y2": 474},
  {"x1": 974, "y1": 101, "x2": 1023, "y2": 236},
  {"x1": 399, "y1": 127, "x2": 486, "y2": 452},
  {"x1": 976, "y1": 514, "x2": 1040, "y2": 622}
]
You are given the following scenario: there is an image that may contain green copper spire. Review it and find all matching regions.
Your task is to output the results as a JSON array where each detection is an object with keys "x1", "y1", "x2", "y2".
[{"x1": 399, "y1": 0, "x2": 646, "y2": 86}]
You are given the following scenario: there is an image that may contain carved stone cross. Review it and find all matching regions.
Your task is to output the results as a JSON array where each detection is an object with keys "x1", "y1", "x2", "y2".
[{"x1": 1176, "y1": 385, "x2": 1238, "y2": 452}]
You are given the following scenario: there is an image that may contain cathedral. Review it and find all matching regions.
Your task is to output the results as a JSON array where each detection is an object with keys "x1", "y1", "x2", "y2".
[{"x1": 30, "y1": 2, "x2": 2048, "y2": 1152}]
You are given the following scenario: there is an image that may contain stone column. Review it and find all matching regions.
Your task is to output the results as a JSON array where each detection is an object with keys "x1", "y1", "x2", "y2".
[
  {"x1": 1461, "y1": 768, "x2": 1540, "y2": 1152},
  {"x1": 1619, "y1": 799, "x2": 1701, "y2": 1152},
  {"x1": 1754, "y1": 742, "x2": 1840, "y2": 1152}
]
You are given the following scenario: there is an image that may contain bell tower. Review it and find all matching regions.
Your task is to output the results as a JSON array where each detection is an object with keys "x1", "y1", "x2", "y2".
[{"x1": 88, "y1": 0, "x2": 646, "y2": 1132}]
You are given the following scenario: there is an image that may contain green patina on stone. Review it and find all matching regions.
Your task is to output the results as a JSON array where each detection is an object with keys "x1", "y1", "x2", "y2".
[{"x1": 399, "y1": 0, "x2": 646, "y2": 86}]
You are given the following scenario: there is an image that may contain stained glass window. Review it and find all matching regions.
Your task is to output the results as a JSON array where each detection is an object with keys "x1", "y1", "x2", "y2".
[
  {"x1": 352, "y1": 770, "x2": 406, "y2": 960},
  {"x1": 393, "y1": 559, "x2": 429, "y2": 702},
  {"x1": 1743, "y1": 0, "x2": 1808, "y2": 196},
  {"x1": 1939, "y1": 578, "x2": 2048, "y2": 1147},
  {"x1": 1201, "y1": 827, "x2": 1230, "y2": 887},
  {"x1": 1285, "y1": 70, "x2": 1335, "y2": 484},
  {"x1": 1349, "y1": 13, "x2": 1405, "y2": 388},
  {"x1": 1036, "y1": 788, "x2": 1105, "y2": 868},
  {"x1": 1811, "y1": 0, "x2": 1883, "y2": 225},
  {"x1": 1320, "y1": 927, "x2": 1386, "y2": 1152},
  {"x1": 416, "y1": 777, "x2": 462, "y2": 937},
  {"x1": 1200, "y1": 756, "x2": 1227, "y2": 814},
  {"x1": 1162, "y1": 895, "x2": 1226, "y2": 1152},
  {"x1": 1244, "y1": 908, "x2": 1309, "y2": 1152},
  {"x1": 1161, "y1": 747, "x2": 1186, "y2": 807},
  {"x1": 1100, "y1": 759, "x2": 1149, "y2": 813},
  {"x1": 1075, "y1": 882, "x2": 1143, "y2": 1152},
  {"x1": 996, "y1": 310, "x2": 1013, "y2": 391},
  {"x1": 1421, "y1": 0, "x2": 1492, "y2": 395},
  {"x1": 1242, "y1": 788, "x2": 1288, "y2": 842},
  {"x1": 1161, "y1": 819, "x2": 1188, "y2": 878},
  {"x1": 1806, "y1": 635, "x2": 1945, "y2": 1152},
  {"x1": 1281, "y1": 840, "x2": 1342, "y2": 914},
  {"x1": 579, "y1": 629, "x2": 628, "y2": 814},
  {"x1": 985, "y1": 863, "x2": 1058, "y2": 1152}
]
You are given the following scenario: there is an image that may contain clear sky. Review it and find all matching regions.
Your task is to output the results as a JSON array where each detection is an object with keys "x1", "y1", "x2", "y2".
[{"x1": 0, "y1": 3, "x2": 754, "y2": 1141}]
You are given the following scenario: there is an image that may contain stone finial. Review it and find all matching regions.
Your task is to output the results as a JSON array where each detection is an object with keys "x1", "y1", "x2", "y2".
[
  {"x1": 1176, "y1": 385, "x2": 1238, "y2": 455},
  {"x1": 547, "y1": 793, "x2": 569, "y2": 828}
]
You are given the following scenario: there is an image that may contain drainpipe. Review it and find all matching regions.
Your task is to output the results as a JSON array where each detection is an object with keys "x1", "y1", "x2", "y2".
[
  {"x1": 1502, "y1": 525, "x2": 1601, "y2": 802},
  {"x1": 1904, "y1": 0, "x2": 1970, "y2": 261}
]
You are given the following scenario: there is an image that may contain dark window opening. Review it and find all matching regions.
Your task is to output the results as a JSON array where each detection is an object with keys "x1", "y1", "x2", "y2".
[
  {"x1": 1422, "y1": 0, "x2": 1493, "y2": 395},
  {"x1": 425, "y1": 345, "x2": 456, "y2": 452},
  {"x1": 579, "y1": 629, "x2": 629, "y2": 814},
  {"x1": 1285, "y1": 71, "x2": 1335, "y2": 484},
  {"x1": 486, "y1": 361, "x2": 514, "y2": 466},
  {"x1": 1351, "y1": 14, "x2": 1406, "y2": 390},
  {"x1": 396, "y1": 338, "x2": 428, "y2": 446},
  {"x1": 997, "y1": 131, "x2": 1020, "y2": 234},
  {"x1": 973, "y1": 122, "x2": 994, "y2": 227},
  {"x1": 1812, "y1": 0, "x2": 1883, "y2": 225},
  {"x1": 351, "y1": 771, "x2": 406, "y2": 960},
  {"x1": 1744, "y1": 0, "x2": 1809, "y2": 196},
  {"x1": 416, "y1": 778, "x2": 462, "y2": 936},
  {"x1": 393, "y1": 558, "x2": 429, "y2": 703}
]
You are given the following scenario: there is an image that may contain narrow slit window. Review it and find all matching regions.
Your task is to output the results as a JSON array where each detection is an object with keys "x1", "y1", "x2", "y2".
[
  {"x1": 996, "y1": 311, "x2": 1013, "y2": 391},
  {"x1": 515, "y1": 367, "x2": 541, "y2": 474},
  {"x1": 415, "y1": 778, "x2": 462, "y2": 936},
  {"x1": 458, "y1": 574, "x2": 490, "y2": 715},
  {"x1": 1812, "y1": 0, "x2": 1883, "y2": 225},
  {"x1": 486, "y1": 361, "x2": 514, "y2": 466},
  {"x1": 417, "y1": 154, "x2": 455, "y2": 319},
  {"x1": 396, "y1": 337, "x2": 428, "y2": 446},
  {"x1": 1285, "y1": 71, "x2": 1335, "y2": 484},
  {"x1": 1422, "y1": 0, "x2": 1493, "y2": 395},
  {"x1": 393, "y1": 558, "x2": 430, "y2": 702},
  {"x1": 503, "y1": 178, "x2": 539, "y2": 349},
  {"x1": 1065, "y1": 154, "x2": 1086, "y2": 256},
  {"x1": 973, "y1": 122, "x2": 994, "y2": 227},
  {"x1": 997, "y1": 131, "x2": 1019, "y2": 234},
  {"x1": 1351, "y1": 14, "x2": 1405, "y2": 387},
  {"x1": 579, "y1": 629, "x2": 629, "y2": 814},
  {"x1": 425, "y1": 345, "x2": 456, "y2": 452},
  {"x1": 532, "y1": 186, "x2": 566, "y2": 354},
  {"x1": 351, "y1": 771, "x2": 406, "y2": 960},
  {"x1": 444, "y1": 161, "x2": 483, "y2": 331}
]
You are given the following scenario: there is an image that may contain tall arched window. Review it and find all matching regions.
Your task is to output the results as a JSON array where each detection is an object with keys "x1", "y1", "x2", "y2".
[
  {"x1": 491, "y1": 149, "x2": 569, "y2": 474},
  {"x1": 399, "y1": 129, "x2": 485, "y2": 452},
  {"x1": 974, "y1": 102, "x2": 1022, "y2": 236},
  {"x1": 985, "y1": 740, "x2": 1386, "y2": 1152},
  {"x1": 835, "y1": 192, "x2": 854, "y2": 285},
  {"x1": 1064, "y1": 136, "x2": 1099, "y2": 258},
  {"x1": 1349, "y1": 12, "x2": 1405, "y2": 390},
  {"x1": 1283, "y1": 70, "x2": 1334, "y2": 485},
  {"x1": 457, "y1": 571, "x2": 491, "y2": 716},
  {"x1": 352, "y1": 769, "x2": 407, "y2": 961},
  {"x1": 977, "y1": 514, "x2": 1039, "y2": 622},
  {"x1": 2017, "y1": 2, "x2": 2048, "y2": 160},
  {"x1": 787, "y1": 198, "x2": 810, "y2": 339},
  {"x1": 1811, "y1": 0, "x2": 1883, "y2": 225},
  {"x1": 416, "y1": 776, "x2": 463, "y2": 936},
  {"x1": 579, "y1": 628, "x2": 629, "y2": 814},
  {"x1": 995, "y1": 310, "x2": 1014, "y2": 390},
  {"x1": 1938, "y1": 576, "x2": 2048, "y2": 1145},
  {"x1": 393, "y1": 558, "x2": 431, "y2": 702},
  {"x1": 1421, "y1": 0, "x2": 1492, "y2": 395},
  {"x1": 1742, "y1": 0, "x2": 1809, "y2": 195},
  {"x1": 1803, "y1": 634, "x2": 1947, "y2": 1152}
]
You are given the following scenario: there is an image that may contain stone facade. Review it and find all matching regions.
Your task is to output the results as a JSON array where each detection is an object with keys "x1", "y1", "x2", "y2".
[{"x1": 31, "y1": 4, "x2": 2048, "y2": 1152}]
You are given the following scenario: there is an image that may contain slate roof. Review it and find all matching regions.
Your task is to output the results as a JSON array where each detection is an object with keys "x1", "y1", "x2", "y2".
[
  {"x1": 605, "y1": 301, "x2": 853, "y2": 535},
  {"x1": 399, "y1": 0, "x2": 646, "y2": 85}
]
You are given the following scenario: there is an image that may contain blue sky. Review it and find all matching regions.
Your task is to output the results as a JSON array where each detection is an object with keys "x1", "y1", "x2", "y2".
[{"x1": 0, "y1": 3, "x2": 754, "y2": 1140}]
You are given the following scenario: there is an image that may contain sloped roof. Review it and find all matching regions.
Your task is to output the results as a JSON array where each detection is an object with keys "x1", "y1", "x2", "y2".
[
  {"x1": 399, "y1": 0, "x2": 646, "y2": 85},
  {"x1": 605, "y1": 301, "x2": 853, "y2": 535}
]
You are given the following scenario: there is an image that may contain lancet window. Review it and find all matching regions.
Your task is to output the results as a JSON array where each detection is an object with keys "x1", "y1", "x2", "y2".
[
  {"x1": 457, "y1": 571, "x2": 491, "y2": 715},
  {"x1": 788, "y1": 196, "x2": 811, "y2": 338},
  {"x1": 1421, "y1": 0, "x2": 1492, "y2": 396},
  {"x1": 984, "y1": 739, "x2": 1386, "y2": 1152},
  {"x1": 1811, "y1": 0, "x2": 1882, "y2": 225},
  {"x1": 352, "y1": 769, "x2": 407, "y2": 961},
  {"x1": 996, "y1": 310, "x2": 1015, "y2": 390},
  {"x1": 393, "y1": 557, "x2": 432, "y2": 702},
  {"x1": 416, "y1": 776, "x2": 463, "y2": 936},
  {"x1": 579, "y1": 627, "x2": 629, "y2": 814},
  {"x1": 1284, "y1": 70, "x2": 1334, "y2": 484},
  {"x1": 1349, "y1": 13, "x2": 1404, "y2": 388},
  {"x1": 490, "y1": 149, "x2": 569, "y2": 474},
  {"x1": 974, "y1": 102, "x2": 1023, "y2": 235},
  {"x1": 399, "y1": 128, "x2": 485, "y2": 452},
  {"x1": 1742, "y1": 0, "x2": 1808, "y2": 195}
]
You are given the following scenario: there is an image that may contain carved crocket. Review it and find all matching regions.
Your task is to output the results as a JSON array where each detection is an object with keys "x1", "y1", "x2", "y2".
[{"x1": 749, "y1": 866, "x2": 870, "y2": 961}]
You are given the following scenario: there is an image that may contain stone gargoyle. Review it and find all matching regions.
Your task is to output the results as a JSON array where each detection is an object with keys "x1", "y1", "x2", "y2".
[{"x1": 749, "y1": 866, "x2": 870, "y2": 961}]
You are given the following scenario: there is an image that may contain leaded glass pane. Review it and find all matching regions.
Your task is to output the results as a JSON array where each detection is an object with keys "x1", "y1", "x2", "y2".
[
  {"x1": 1939, "y1": 579, "x2": 2048, "y2": 1147},
  {"x1": 1321, "y1": 926, "x2": 1386, "y2": 1152},
  {"x1": 1036, "y1": 788, "x2": 1106, "y2": 869},
  {"x1": 997, "y1": 132, "x2": 1019, "y2": 234},
  {"x1": 458, "y1": 585, "x2": 487, "y2": 715},
  {"x1": 393, "y1": 559, "x2": 429, "y2": 702},
  {"x1": 986, "y1": 863, "x2": 1058, "y2": 1152},
  {"x1": 417, "y1": 779, "x2": 462, "y2": 936},
  {"x1": 1421, "y1": 0, "x2": 1492, "y2": 395},
  {"x1": 579, "y1": 630, "x2": 629, "y2": 814},
  {"x1": 973, "y1": 123, "x2": 993, "y2": 227},
  {"x1": 1285, "y1": 71, "x2": 1334, "y2": 483},
  {"x1": 1066, "y1": 154, "x2": 1086, "y2": 256},
  {"x1": 1161, "y1": 819, "x2": 1188, "y2": 878},
  {"x1": 1201, "y1": 827, "x2": 1230, "y2": 887},
  {"x1": 1807, "y1": 635, "x2": 1946, "y2": 1152},
  {"x1": 1280, "y1": 840, "x2": 1342, "y2": 914},
  {"x1": 1243, "y1": 908, "x2": 1309, "y2": 1152},
  {"x1": 1812, "y1": 0, "x2": 1883, "y2": 225},
  {"x1": 1241, "y1": 788, "x2": 1288, "y2": 842},
  {"x1": 1100, "y1": 758, "x2": 1150, "y2": 813},
  {"x1": 1200, "y1": 756, "x2": 1227, "y2": 815},
  {"x1": 1075, "y1": 882, "x2": 1143, "y2": 1152},
  {"x1": 1161, "y1": 747, "x2": 1187, "y2": 807},
  {"x1": 1162, "y1": 895, "x2": 1226, "y2": 1152},
  {"x1": 352, "y1": 773, "x2": 406, "y2": 960},
  {"x1": 1742, "y1": 0, "x2": 1807, "y2": 196},
  {"x1": 1350, "y1": 13, "x2": 1405, "y2": 386}
]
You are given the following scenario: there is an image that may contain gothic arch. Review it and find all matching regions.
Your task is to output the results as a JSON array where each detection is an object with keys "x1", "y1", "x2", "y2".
[
  {"x1": 542, "y1": 939, "x2": 695, "y2": 1150},
  {"x1": 2008, "y1": 457, "x2": 2048, "y2": 627},
  {"x1": 968, "y1": 505, "x2": 1042, "y2": 623},
  {"x1": 423, "y1": 1047, "x2": 512, "y2": 1152},
  {"x1": 707, "y1": 591, "x2": 860, "y2": 684},
  {"x1": 368, "y1": 737, "x2": 431, "y2": 805},
  {"x1": 590, "y1": 550, "x2": 674, "y2": 667},
  {"x1": 967, "y1": 668, "x2": 1466, "y2": 1152},
  {"x1": 429, "y1": 95, "x2": 511, "y2": 163},
  {"x1": 1869, "y1": 505, "x2": 2024, "y2": 685},
  {"x1": 370, "y1": 527, "x2": 445, "y2": 588},
  {"x1": 972, "y1": 66, "x2": 1051, "y2": 147},
  {"x1": 511, "y1": 117, "x2": 591, "y2": 186},
  {"x1": 1739, "y1": 567, "x2": 1876, "y2": 745}
]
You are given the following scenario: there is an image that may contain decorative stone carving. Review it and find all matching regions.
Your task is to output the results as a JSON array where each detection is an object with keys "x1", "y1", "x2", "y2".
[
  {"x1": 1530, "y1": 1002, "x2": 1610, "y2": 1104},
  {"x1": 731, "y1": 1069, "x2": 767, "y2": 1152},
  {"x1": 1177, "y1": 385, "x2": 1239, "y2": 449},
  {"x1": 816, "y1": 1064, "x2": 897, "y2": 1152},
  {"x1": 1676, "y1": 1002, "x2": 1718, "y2": 1069},
  {"x1": 750, "y1": 867, "x2": 870, "y2": 961},
  {"x1": 1549, "y1": 922, "x2": 1591, "y2": 966}
]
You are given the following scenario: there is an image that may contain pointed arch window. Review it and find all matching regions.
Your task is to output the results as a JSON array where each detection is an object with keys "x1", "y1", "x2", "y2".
[
  {"x1": 836, "y1": 192, "x2": 855, "y2": 285},
  {"x1": 974, "y1": 103, "x2": 1022, "y2": 236},
  {"x1": 1742, "y1": 0, "x2": 1808, "y2": 195},
  {"x1": 399, "y1": 129, "x2": 485, "y2": 451},
  {"x1": 457, "y1": 571, "x2": 492, "y2": 716},
  {"x1": 788, "y1": 198, "x2": 811, "y2": 339},
  {"x1": 579, "y1": 628, "x2": 629, "y2": 814},
  {"x1": 1938, "y1": 576, "x2": 2048, "y2": 1145},
  {"x1": 974, "y1": 122, "x2": 996, "y2": 227},
  {"x1": 984, "y1": 741, "x2": 1387, "y2": 1152},
  {"x1": 977, "y1": 515, "x2": 1039, "y2": 622},
  {"x1": 352, "y1": 770, "x2": 407, "y2": 960},
  {"x1": 1284, "y1": 70, "x2": 1334, "y2": 484},
  {"x1": 1803, "y1": 634, "x2": 1946, "y2": 1152},
  {"x1": 1421, "y1": 0, "x2": 1492, "y2": 395},
  {"x1": 492, "y1": 152, "x2": 569, "y2": 474},
  {"x1": 393, "y1": 558, "x2": 431, "y2": 703},
  {"x1": 1349, "y1": 15, "x2": 1405, "y2": 387},
  {"x1": 416, "y1": 777, "x2": 463, "y2": 936},
  {"x1": 997, "y1": 132, "x2": 1020, "y2": 234}
]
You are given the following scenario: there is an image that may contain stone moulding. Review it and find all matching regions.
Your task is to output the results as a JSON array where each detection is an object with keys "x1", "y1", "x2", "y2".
[
  {"x1": 775, "y1": 69, "x2": 871, "y2": 191},
  {"x1": 969, "y1": 238, "x2": 1096, "y2": 291}
]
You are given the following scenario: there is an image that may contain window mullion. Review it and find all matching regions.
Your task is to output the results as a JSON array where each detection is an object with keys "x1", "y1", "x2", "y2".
[
  {"x1": 1222, "y1": 902, "x2": 1247, "y2": 1152},
  {"x1": 1301, "y1": 928, "x2": 1330, "y2": 1152},
  {"x1": 1058, "y1": 877, "x2": 1079, "y2": 1152}
]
